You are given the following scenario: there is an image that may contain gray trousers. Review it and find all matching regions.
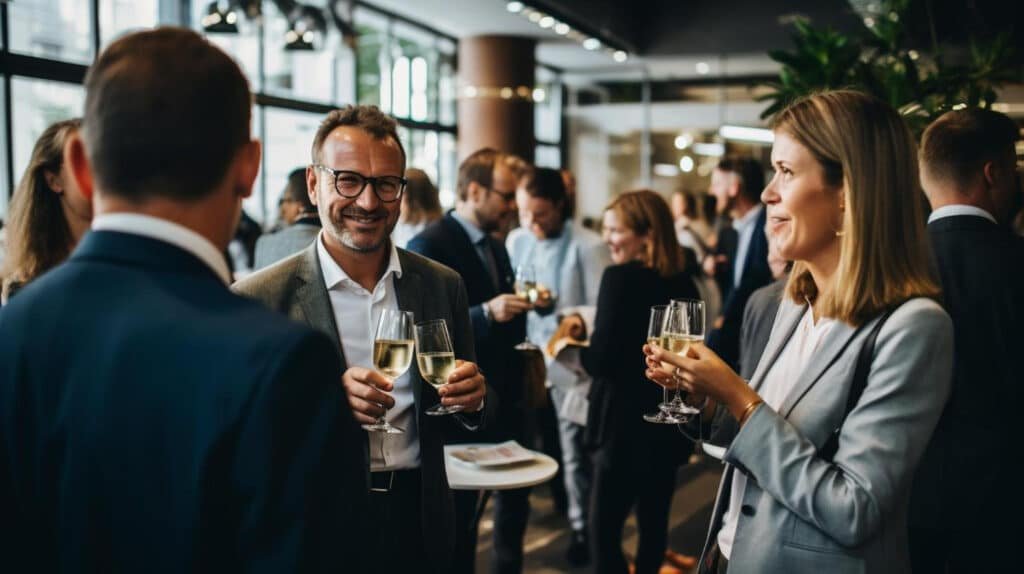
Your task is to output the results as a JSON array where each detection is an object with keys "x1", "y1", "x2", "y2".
[{"x1": 549, "y1": 385, "x2": 592, "y2": 532}]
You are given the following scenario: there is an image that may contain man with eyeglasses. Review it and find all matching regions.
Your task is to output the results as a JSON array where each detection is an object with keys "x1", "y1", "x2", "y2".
[
  {"x1": 407, "y1": 149, "x2": 534, "y2": 574},
  {"x1": 234, "y1": 105, "x2": 494, "y2": 573}
]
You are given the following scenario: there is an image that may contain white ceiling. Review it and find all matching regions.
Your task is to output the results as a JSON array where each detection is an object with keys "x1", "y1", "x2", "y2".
[{"x1": 362, "y1": 0, "x2": 780, "y2": 80}]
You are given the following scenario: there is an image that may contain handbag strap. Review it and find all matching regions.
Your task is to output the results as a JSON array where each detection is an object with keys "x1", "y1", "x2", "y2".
[{"x1": 819, "y1": 305, "x2": 898, "y2": 462}]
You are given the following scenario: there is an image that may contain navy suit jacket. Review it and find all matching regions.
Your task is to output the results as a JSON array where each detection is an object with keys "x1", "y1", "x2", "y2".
[
  {"x1": 707, "y1": 207, "x2": 772, "y2": 369},
  {"x1": 0, "y1": 230, "x2": 367, "y2": 573},
  {"x1": 407, "y1": 212, "x2": 526, "y2": 440}
]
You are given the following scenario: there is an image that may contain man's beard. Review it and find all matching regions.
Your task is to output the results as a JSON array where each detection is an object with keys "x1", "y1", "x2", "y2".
[
  {"x1": 326, "y1": 206, "x2": 395, "y2": 253},
  {"x1": 474, "y1": 206, "x2": 501, "y2": 233}
]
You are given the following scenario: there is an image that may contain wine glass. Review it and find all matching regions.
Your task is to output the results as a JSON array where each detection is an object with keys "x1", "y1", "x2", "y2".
[
  {"x1": 660, "y1": 298, "x2": 706, "y2": 418},
  {"x1": 415, "y1": 319, "x2": 464, "y2": 416},
  {"x1": 364, "y1": 309, "x2": 415, "y2": 434},
  {"x1": 513, "y1": 264, "x2": 540, "y2": 351},
  {"x1": 643, "y1": 305, "x2": 685, "y2": 424}
]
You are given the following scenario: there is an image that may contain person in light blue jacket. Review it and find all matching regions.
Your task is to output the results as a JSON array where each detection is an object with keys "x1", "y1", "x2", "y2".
[{"x1": 646, "y1": 90, "x2": 952, "y2": 574}]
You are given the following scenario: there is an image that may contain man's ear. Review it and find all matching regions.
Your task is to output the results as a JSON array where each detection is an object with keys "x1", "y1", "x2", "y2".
[
  {"x1": 306, "y1": 165, "x2": 319, "y2": 206},
  {"x1": 64, "y1": 133, "x2": 94, "y2": 201},
  {"x1": 235, "y1": 140, "x2": 261, "y2": 199}
]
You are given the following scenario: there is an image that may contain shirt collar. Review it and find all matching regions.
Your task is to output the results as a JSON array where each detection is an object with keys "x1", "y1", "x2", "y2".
[
  {"x1": 316, "y1": 231, "x2": 403, "y2": 291},
  {"x1": 450, "y1": 210, "x2": 488, "y2": 245},
  {"x1": 927, "y1": 204, "x2": 997, "y2": 225},
  {"x1": 733, "y1": 204, "x2": 764, "y2": 232},
  {"x1": 91, "y1": 213, "x2": 232, "y2": 284}
]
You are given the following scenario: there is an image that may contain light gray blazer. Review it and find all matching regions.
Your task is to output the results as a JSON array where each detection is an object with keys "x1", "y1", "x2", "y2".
[
  {"x1": 699, "y1": 297, "x2": 952, "y2": 574},
  {"x1": 252, "y1": 221, "x2": 320, "y2": 270}
]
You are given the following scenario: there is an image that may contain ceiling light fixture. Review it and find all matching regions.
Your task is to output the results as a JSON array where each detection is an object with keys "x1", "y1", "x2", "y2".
[
  {"x1": 554, "y1": 22, "x2": 570, "y2": 35},
  {"x1": 693, "y1": 142, "x2": 725, "y2": 156},
  {"x1": 582, "y1": 38, "x2": 601, "y2": 50},
  {"x1": 613, "y1": 50, "x2": 628, "y2": 62},
  {"x1": 696, "y1": 62, "x2": 710, "y2": 75},
  {"x1": 679, "y1": 156, "x2": 695, "y2": 173},
  {"x1": 719, "y1": 125, "x2": 775, "y2": 144},
  {"x1": 506, "y1": 1, "x2": 525, "y2": 13},
  {"x1": 202, "y1": 1, "x2": 239, "y2": 34}
]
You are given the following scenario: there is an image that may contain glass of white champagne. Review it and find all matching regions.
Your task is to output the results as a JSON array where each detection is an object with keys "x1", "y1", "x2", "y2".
[
  {"x1": 414, "y1": 319, "x2": 464, "y2": 416},
  {"x1": 364, "y1": 309, "x2": 415, "y2": 434},
  {"x1": 660, "y1": 298, "x2": 706, "y2": 418},
  {"x1": 644, "y1": 305, "x2": 685, "y2": 424},
  {"x1": 513, "y1": 264, "x2": 540, "y2": 351}
]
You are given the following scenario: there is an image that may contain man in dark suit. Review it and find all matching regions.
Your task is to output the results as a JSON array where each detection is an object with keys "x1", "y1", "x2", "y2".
[
  {"x1": 407, "y1": 148, "x2": 533, "y2": 574},
  {"x1": 234, "y1": 105, "x2": 493, "y2": 574},
  {"x1": 705, "y1": 156, "x2": 772, "y2": 369},
  {"x1": 253, "y1": 167, "x2": 321, "y2": 269},
  {"x1": 0, "y1": 28, "x2": 366, "y2": 573},
  {"x1": 910, "y1": 108, "x2": 1024, "y2": 573}
]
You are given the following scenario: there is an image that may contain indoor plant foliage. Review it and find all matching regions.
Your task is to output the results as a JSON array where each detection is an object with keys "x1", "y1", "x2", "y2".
[{"x1": 758, "y1": 0, "x2": 1016, "y2": 133}]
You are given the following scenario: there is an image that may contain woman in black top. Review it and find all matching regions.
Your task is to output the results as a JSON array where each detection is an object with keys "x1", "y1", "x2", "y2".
[{"x1": 568, "y1": 189, "x2": 701, "y2": 574}]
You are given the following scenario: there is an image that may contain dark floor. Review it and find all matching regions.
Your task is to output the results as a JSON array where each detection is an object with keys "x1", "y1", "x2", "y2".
[{"x1": 473, "y1": 454, "x2": 724, "y2": 573}]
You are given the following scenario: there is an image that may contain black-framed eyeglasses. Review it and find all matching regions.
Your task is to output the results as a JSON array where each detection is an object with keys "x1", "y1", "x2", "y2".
[
  {"x1": 313, "y1": 165, "x2": 407, "y2": 203},
  {"x1": 486, "y1": 186, "x2": 517, "y2": 203}
]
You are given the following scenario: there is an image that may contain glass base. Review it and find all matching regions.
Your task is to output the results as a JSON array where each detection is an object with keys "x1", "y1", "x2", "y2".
[
  {"x1": 514, "y1": 341, "x2": 540, "y2": 351},
  {"x1": 426, "y1": 403, "x2": 465, "y2": 416},
  {"x1": 362, "y1": 420, "x2": 405, "y2": 434},
  {"x1": 644, "y1": 411, "x2": 686, "y2": 424},
  {"x1": 661, "y1": 400, "x2": 701, "y2": 416}
]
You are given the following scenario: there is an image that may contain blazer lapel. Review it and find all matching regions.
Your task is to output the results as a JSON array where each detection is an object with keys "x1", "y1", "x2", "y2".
[
  {"x1": 776, "y1": 318, "x2": 860, "y2": 418},
  {"x1": 394, "y1": 251, "x2": 425, "y2": 410},
  {"x1": 748, "y1": 300, "x2": 804, "y2": 393},
  {"x1": 295, "y1": 243, "x2": 348, "y2": 370}
]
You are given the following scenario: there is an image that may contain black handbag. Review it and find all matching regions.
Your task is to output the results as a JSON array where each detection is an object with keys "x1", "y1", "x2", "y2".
[{"x1": 819, "y1": 306, "x2": 898, "y2": 462}]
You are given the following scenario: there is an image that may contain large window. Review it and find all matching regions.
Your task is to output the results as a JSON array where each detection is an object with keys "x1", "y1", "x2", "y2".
[
  {"x1": 1, "y1": 2, "x2": 483, "y2": 228},
  {"x1": 535, "y1": 66, "x2": 564, "y2": 169}
]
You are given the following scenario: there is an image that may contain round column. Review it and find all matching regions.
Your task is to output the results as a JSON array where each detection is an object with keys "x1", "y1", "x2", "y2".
[{"x1": 458, "y1": 35, "x2": 537, "y2": 162}]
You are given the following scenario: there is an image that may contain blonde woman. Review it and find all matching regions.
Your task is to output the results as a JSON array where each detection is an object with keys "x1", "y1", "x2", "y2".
[
  {"x1": 2, "y1": 118, "x2": 88, "y2": 303},
  {"x1": 646, "y1": 91, "x2": 953, "y2": 573}
]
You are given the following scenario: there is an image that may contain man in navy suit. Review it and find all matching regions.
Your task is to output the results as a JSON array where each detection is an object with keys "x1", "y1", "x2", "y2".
[
  {"x1": 407, "y1": 149, "x2": 533, "y2": 574},
  {"x1": 0, "y1": 28, "x2": 366, "y2": 573},
  {"x1": 910, "y1": 108, "x2": 1024, "y2": 573},
  {"x1": 705, "y1": 156, "x2": 772, "y2": 370}
]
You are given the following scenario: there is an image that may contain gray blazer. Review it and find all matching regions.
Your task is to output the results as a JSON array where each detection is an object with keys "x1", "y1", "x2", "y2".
[
  {"x1": 252, "y1": 221, "x2": 320, "y2": 270},
  {"x1": 699, "y1": 297, "x2": 952, "y2": 574},
  {"x1": 231, "y1": 242, "x2": 496, "y2": 571}
]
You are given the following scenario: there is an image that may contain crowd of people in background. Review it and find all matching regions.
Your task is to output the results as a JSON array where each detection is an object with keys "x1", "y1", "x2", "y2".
[{"x1": 1, "y1": 26, "x2": 1022, "y2": 574}]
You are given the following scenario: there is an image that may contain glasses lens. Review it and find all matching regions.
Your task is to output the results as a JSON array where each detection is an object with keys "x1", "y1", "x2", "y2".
[
  {"x1": 376, "y1": 177, "x2": 404, "y2": 201},
  {"x1": 334, "y1": 172, "x2": 365, "y2": 197}
]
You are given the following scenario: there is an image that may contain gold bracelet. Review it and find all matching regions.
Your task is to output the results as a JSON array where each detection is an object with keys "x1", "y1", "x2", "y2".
[{"x1": 737, "y1": 399, "x2": 763, "y2": 426}]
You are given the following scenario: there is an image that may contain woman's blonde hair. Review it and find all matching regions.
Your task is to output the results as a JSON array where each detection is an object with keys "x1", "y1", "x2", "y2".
[
  {"x1": 2, "y1": 118, "x2": 82, "y2": 294},
  {"x1": 771, "y1": 90, "x2": 939, "y2": 325},
  {"x1": 605, "y1": 189, "x2": 687, "y2": 277}
]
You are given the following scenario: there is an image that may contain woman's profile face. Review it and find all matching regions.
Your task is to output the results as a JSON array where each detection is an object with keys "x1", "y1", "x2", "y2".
[
  {"x1": 762, "y1": 131, "x2": 842, "y2": 265},
  {"x1": 46, "y1": 152, "x2": 92, "y2": 225},
  {"x1": 602, "y1": 209, "x2": 647, "y2": 264}
]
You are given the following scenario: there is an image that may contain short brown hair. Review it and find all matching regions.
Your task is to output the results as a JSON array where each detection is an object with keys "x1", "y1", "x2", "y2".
[
  {"x1": 919, "y1": 108, "x2": 1020, "y2": 188},
  {"x1": 402, "y1": 167, "x2": 442, "y2": 225},
  {"x1": 716, "y1": 156, "x2": 766, "y2": 203},
  {"x1": 83, "y1": 28, "x2": 251, "y2": 201},
  {"x1": 456, "y1": 148, "x2": 530, "y2": 201},
  {"x1": 604, "y1": 190, "x2": 688, "y2": 277},
  {"x1": 311, "y1": 105, "x2": 406, "y2": 166},
  {"x1": 772, "y1": 90, "x2": 939, "y2": 325}
]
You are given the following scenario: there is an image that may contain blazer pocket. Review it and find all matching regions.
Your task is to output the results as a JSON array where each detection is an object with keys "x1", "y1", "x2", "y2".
[{"x1": 782, "y1": 513, "x2": 856, "y2": 555}]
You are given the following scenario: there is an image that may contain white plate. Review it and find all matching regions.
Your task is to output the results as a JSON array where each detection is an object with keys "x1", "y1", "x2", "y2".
[{"x1": 448, "y1": 440, "x2": 535, "y2": 467}]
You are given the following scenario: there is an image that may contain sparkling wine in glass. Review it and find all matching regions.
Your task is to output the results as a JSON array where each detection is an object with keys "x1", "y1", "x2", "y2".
[
  {"x1": 644, "y1": 305, "x2": 685, "y2": 424},
  {"x1": 415, "y1": 319, "x2": 464, "y2": 416},
  {"x1": 661, "y1": 298, "x2": 706, "y2": 418},
  {"x1": 364, "y1": 309, "x2": 415, "y2": 434},
  {"x1": 513, "y1": 264, "x2": 540, "y2": 351}
]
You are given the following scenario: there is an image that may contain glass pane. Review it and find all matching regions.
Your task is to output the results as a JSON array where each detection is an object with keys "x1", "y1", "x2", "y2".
[
  {"x1": 11, "y1": 78, "x2": 85, "y2": 189},
  {"x1": 535, "y1": 68, "x2": 562, "y2": 143},
  {"x1": 391, "y1": 20, "x2": 437, "y2": 123},
  {"x1": 438, "y1": 40, "x2": 456, "y2": 126},
  {"x1": 406, "y1": 129, "x2": 439, "y2": 185},
  {"x1": 354, "y1": 7, "x2": 388, "y2": 109},
  {"x1": 100, "y1": 0, "x2": 159, "y2": 48},
  {"x1": 535, "y1": 144, "x2": 561, "y2": 169},
  {"x1": 245, "y1": 105, "x2": 264, "y2": 226},
  {"x1": 193, "y1": 1, "x2": 261, "y2": 91},
  {"x1": 9, "y1": 0, "x2": 93, "y2": 63},
  {"x1": 262, "y1": 107, "x2": 322, "y2": 228},
  {"x1": 438, "y1": 132, "x2": 457, "y2": 209},
  {"x1": 0, "y1": 78, "x2": 8, "y2": 223}
]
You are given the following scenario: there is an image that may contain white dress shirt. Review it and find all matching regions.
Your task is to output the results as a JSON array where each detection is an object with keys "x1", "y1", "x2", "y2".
[
  {"x1": 316, "y1": 233, "x2": 418, "y2": 471},
  {"x1": 718, "y1": 305, "x2": 834, "y2": 559},
  {"x1": 91, "y1": 213, "x2": 231, "y2": 284},
  {"x1": 731, "y1": 204, "x2": 764, "y2": 288},
  {"x1": 927, "y1": 204, "x2": 997, "y2": 225}
]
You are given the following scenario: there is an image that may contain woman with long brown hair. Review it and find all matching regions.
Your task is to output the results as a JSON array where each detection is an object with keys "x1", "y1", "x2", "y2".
[
  {"x1": 563, "y1": 189, "x2": 701, "y2": 573},
  {"x1": 1, "y1": 118, "x2": 89, "y2": 302},
  {"x1": 646, "y1": 90, "x2": 952, "y2": 573}
]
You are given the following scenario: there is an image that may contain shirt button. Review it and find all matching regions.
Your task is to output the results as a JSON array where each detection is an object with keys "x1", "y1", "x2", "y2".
[{"x1": 741, "y1": 504, "x2": 755, "y2": 517}]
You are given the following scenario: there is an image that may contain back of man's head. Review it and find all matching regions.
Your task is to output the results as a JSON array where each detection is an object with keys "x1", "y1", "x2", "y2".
[
  {"x1": 456, "y1": 148, "x2": 530, "y2": 201},
  {"x1": 83, "y1": 28, "x2": 251, "y2": 201},
  {"x1": 522, "y1": 167, "x2": 567, "y2": 211},
  {"x1": 717, "y1": 156, "x2": 765, "y2": 204},
  {"x1": 920, "y1": 108, "x2": 1019, "y2": 192}
]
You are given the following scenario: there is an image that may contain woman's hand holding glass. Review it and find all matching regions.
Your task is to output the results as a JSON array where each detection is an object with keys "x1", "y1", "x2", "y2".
[{"x1": 643, "y1": 342, "x2": 761, "y2": 422}]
